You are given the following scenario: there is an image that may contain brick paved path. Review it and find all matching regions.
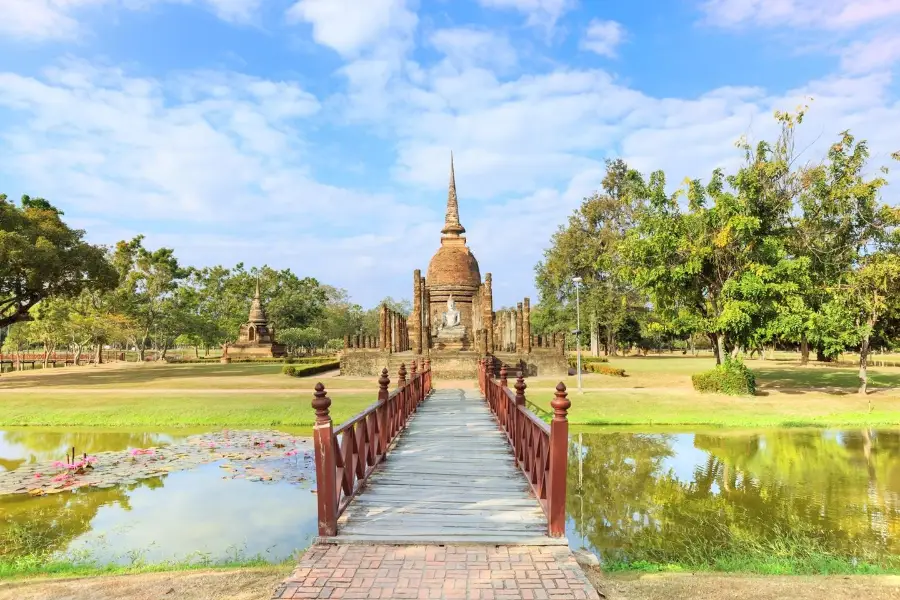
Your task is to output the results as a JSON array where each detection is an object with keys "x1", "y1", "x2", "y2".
[{"x1": 272, "y1": 544, "x2": 601, "y2": 600}]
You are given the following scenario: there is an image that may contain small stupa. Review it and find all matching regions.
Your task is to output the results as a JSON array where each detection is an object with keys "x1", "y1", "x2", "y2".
[{"x1": 228, "y1": 277, "x2": 286, "y2": 358}]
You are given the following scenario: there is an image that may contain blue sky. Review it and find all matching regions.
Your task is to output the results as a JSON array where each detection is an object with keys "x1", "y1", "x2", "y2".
[{"x1": 1, "y1": 0, "x2": 899, "y2": 308}]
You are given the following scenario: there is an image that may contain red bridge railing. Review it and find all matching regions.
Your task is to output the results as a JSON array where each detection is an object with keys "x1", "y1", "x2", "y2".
[
  {"x1": 311, "y1": 359, "x2": 432, "y2": 536},
  {"x1": 478, "y1": 358, "x2": 570, "y2": 537}
]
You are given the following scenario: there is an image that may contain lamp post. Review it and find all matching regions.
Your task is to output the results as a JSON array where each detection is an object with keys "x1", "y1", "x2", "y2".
[{"x1": 573, "y1": 276, "x2": 583, "y2": 393}]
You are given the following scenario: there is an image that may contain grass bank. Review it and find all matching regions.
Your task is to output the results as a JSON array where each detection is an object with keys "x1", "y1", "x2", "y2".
[
  {"x1": 0, "y1": 363, "x2": 380, "y2": 427},
  {"x1": 528, "y1": 356, "x2": 900, "y2": 428},
  {"x1": 0, "y1": 555, "x2": 291, "y2": 581}
]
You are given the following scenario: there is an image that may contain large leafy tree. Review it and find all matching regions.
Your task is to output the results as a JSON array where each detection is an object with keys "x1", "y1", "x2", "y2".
[
  {"x1": 536, "y1": 159, "x2": 646, "y2": 355},
  {"x1": 112, "y1": 236, "x2": 189, "y2": 360},
  {"x1": 0, "y1": 194, "x2": 117, "y2": 328},
  {"x1": 621, "y1": 112, "x2": 805, "y2": 363}
]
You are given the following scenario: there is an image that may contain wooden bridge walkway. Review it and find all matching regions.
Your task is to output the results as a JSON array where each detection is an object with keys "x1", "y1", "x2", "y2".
[
  {"x1": 273, "y1": 361, "x2": 600, "y2": 599},
  {"x1": 330, "y1": 388, "x2": 562, "y2": 545}
]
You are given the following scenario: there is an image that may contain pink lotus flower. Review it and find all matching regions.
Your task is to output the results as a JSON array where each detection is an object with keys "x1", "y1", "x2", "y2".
[
  {"x1": 130, "y1": 448, "x2": 154, "y2": 456},
  {"x1": 51, "y1": 473, "x2": 70, "y2": 482},
  {"x1": 86, "y1": 456, "x2": 98, "y2": 464},
  {"x1": 34, "y1": 473, "x2": 43, "y2": 479},
  {"x1": 285, "y1": 450, "x2": 298, "y2": 457},
  {"x1": 52, "y1": 461, "x2": 66, "y2": 469}
]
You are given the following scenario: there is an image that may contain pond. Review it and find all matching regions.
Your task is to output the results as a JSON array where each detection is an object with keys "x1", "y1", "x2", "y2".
[
  {"x1": 2, "y1": 428, "x2": 899, "y2": 572},
  {"x1": 0, "y1": 429, "x2": 318, "y2": 568},
  {"x1": 566, "y1": 429, "x2": 900, "y2": 571}
]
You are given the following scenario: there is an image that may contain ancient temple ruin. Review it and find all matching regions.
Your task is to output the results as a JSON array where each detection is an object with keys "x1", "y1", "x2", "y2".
[
  {"x1": 226, "y1": 278, "x2": 286, "y2": 358},
  {"x1": 341, "y1": 154, "x2": 567, "y2": 378}
]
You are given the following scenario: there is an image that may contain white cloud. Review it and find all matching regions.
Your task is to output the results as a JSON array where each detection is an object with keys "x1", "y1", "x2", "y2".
[
  {"x1": 701, "y1": 0, "x2": 900, "y2": 29},
  {"x1": 476, "y1": 0, "x2": 576, "y2": 28},
  {"x1": 580, "y1": 19, "x2": 625, "y2": 57},
  {"x1": 429, "y1": 27, "x2": 518, "y2": 71},
  {"x1": 840, "y1": 32, "x2": 900, "y2": 73},
  {"x1": 0, "y1": 0, "x2": 262, "y2": 41},
  {"x1": 285, "y1": 0, "x2": 417, "y2": 57}
]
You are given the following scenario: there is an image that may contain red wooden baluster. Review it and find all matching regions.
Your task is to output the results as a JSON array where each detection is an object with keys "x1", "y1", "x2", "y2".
[
  {"x1": 312, "y1": 382, "x2": 337, "y2": 536},
  {"x1": 398, "y1": 363, "x2": 408, "y2": 423},
  {"x1": 548, "y1": 382, "x2": 570, "y2": 537},
  {"x1": 378, "y1": 368, "x2": 390, "y2": 457},
  {"x1": 514, "y1": 371, "x2": 526, "y2": 465},
  {"x1": 410, "y1": 361, "x2": 419, "y2": 409}
]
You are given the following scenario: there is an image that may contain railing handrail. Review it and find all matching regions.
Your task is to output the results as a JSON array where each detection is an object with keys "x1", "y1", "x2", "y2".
[
  {"x1": 311, "y1": 358, "x2": 433, "y2": 536},
  {"x1": 332, "y1": 384, "x2": 407, "y2": 435},
  {"x1": 478, "y1": 358, "x2": 569, "y2": 538}
]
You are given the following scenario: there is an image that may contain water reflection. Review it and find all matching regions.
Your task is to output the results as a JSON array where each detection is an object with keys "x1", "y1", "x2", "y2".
[
  {"x1": 0, "y1": 429, "x2": 191, "y2": 472},
  {"x1": 567, "y1": 430, "x2": 900, "y2": 569},
  {"x1": 0, "y1": 460, "x2": 318, "y2": 565}
]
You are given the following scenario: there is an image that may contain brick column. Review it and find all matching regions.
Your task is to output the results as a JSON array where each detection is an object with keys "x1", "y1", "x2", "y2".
[
  {"x1": 483, "y1": 273, "x2": 494, "y2": 354},
  {"x1": 423, "y1": 287, "x2": 432, "y2": 350},
  {"x1": 523, "y1": 297, "x2": 531, "y2": 353},
  {"x1": 380, "y1": 305, "x2": 388, "y2": 351},
  {"x1": 420, "y1": 276, "x2": 427, "y2": 351},
  {"x1": 516, "y1": 302, "x2": 524, "y2": 352},
  {"x1": 412, "y1": 270, "x2": 422, "y2": 354}
]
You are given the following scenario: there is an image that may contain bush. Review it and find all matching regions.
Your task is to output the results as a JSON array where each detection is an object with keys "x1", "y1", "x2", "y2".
[
  {"x1": 282, "y1": 361, "x2": 340, "y2": 377},
  {"x1": 692, "y1": 358, "x2": 756, "y2": 396},
  {"x1": 567, "y1": 356, "x2": 609, "y2": 368},
  {"x1": 284, "y1": 357, "x2": 296, "y2": 364},
  {"x1": 584, "y1": 363, "x2": 626, "y2": 377}
]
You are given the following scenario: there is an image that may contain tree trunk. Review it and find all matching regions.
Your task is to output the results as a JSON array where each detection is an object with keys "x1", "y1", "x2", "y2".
[
  {"x1": 709, "y1": 333, "x2": 721, "y2": 364},
  {"x1": 160, "y1": 340, "x2": 169, "y2": 360},
  {"x1": 816, "y1": 343, "x2": 828, "y2": 362},
  {"x1": 716, "y1": 335, "x2": 727, "y2": 365},
  {"x1": 800, "y1": 334, "x2": 809, "y2": 365},
  {"x1": 43, "y1": 343, "x2": 51, "y2": 369},
  {"x1": 95, "y1": 344, "x2": 102, "y2": 365},
  {"x1": 195, "y1": 346, "x2": 200, "y2": 359},
  {"x1": 607, "y1": 327, "x2": 618, "y2": 357},
  {"x1": 859, "y1": 333, "x2": 870, "y2": 400}
]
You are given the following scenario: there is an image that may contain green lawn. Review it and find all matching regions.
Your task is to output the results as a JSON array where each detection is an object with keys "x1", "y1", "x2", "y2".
[
  {"x1": 3, "y1": 357, "x2": 900, "y2": 429},
  {"x1": 0, "y1": 363, "x2": 381, "y2": 427},
  {"x1": 527, "y1": 355, "x2": 900, "y2": 428}
]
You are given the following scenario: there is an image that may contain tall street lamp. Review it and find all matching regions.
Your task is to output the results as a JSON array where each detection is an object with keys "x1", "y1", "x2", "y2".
[{"x1": 573, "y1": 276, "x2": 583, "y2": 393}]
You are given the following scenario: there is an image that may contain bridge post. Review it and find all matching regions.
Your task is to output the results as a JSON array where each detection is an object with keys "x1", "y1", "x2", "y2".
[
  {"x1": 312, "y1": 383, "x2": 337, "y2": 536},
  {"x1": 499, "y1": 365, "x2": 508, "y2": 388},
  {"x1": 410, "y1": 361, "x2": 419, "y2": 409},
  {"x1": 548, "y1": 382, "x2": 570, "y2": 537},
  {"x1": 424, "y1": 358, "x2": 432, "y2": 394},
  {"x1": 378, "y1": 368, "x2": 390, "y2": 456},
  {"x1": 514, "y1": 371, "x2": 526, "y2": 464}
]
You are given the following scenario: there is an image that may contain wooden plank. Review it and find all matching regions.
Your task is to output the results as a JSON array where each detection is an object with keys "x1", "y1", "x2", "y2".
[{"x1": 330, "y1": 387, "x2": 559, "y2": 545}]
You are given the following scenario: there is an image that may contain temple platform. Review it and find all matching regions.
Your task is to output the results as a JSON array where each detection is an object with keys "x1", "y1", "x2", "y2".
[{"x1": 340, "y1": 349, "x2": 567, "y2": 379}]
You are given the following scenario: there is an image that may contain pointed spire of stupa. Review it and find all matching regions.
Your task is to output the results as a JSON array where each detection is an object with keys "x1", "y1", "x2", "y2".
[
  {"x1": 248, "y1": 274, "x2": 267, "y2": 324},
  {"x1": 442, "y1": 151, "x2": 466, "y2": 237}
]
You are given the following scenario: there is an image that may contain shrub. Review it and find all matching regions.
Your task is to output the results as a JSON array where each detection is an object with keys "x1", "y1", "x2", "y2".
[
  {"x1": 283, "y1": 361, "x2": 340, "y2": 377},
  {"x1": 284, "y1": 357, "x2": 296, "y2": 364},
  {"x1": 584, "y1": 363, "x2": 626, "y2": 377},
  {"x1": 692, "y1": 358, "x2": 756, "y2": 396},
  {"x1": 567, "y1": 356, "x2": 609, "y2": 368}
]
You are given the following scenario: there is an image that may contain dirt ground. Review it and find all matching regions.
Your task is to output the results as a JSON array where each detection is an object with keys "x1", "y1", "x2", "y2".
[
  {"x1": 586, "y1": 568, "x2": 900, "y2": 600},
  {"x1": 2, "y1": 567, "x2": 900, "y2": 600}
]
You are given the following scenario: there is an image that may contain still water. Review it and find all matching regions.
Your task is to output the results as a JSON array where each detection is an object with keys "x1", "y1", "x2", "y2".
[{"x1": 2, "y1": 428, "x2": 899, "y2": 568}]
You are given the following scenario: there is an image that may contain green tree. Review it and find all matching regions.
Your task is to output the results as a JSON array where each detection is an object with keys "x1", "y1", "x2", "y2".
[
  {"x1": 621, "y1": 112, "x2": 804, "y2": 364},
  {"x1": 0, "y1": 194, "x2": 117, "y2": 328},
  {"x1": 112, "y1": 236, "x2": 188, "y2": 361},
  {"x1": 536, "y1": 159, "x2": 647, "y2": 355}
]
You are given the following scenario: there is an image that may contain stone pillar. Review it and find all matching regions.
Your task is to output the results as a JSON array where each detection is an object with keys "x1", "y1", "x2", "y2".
[
  {"x1": 412, "y1": 270, "x2": 422, "y2": 354},
  {"x1": 420, "y1": 277, "x2": 427, "y2": 351},
  {"x1": 380, "y1": 305, "x2": 388, "y2": 351},
  {"x1": 523, "y1": 297, "x2": 531, "y2": 353},
  {"x1": 387, "y1": 311, "x2": 394, "y2": 354},
  {"x1": 483, "y1": 273, "x2": 494, "y2": 354},
  {"x1": 516, "y1": 302, "x2": 524, "y2": 352},
  {"x1": 423, "y1": 288, "x2": 432, "y2": 350}
]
